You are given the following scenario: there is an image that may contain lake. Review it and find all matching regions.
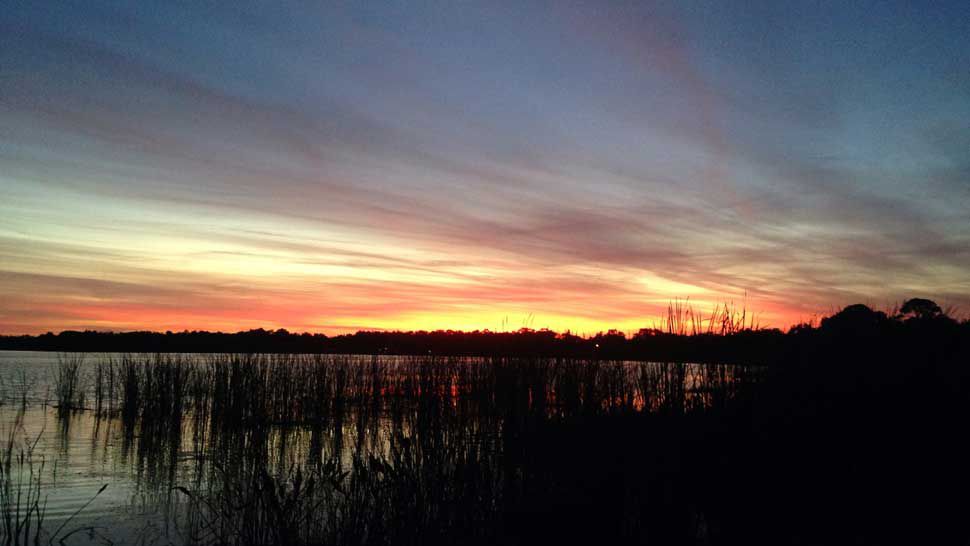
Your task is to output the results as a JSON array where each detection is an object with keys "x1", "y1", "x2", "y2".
[{"x1": 0, "y1": 350, "x2": 752, "y2": 545}]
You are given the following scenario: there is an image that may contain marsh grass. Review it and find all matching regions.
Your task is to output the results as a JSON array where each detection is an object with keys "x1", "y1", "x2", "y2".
[
  {"x1": 0, "y1": 407, "x2": 47, "y2": 545},
  {"x1": 661, "y1": 299, "x2": 758, "y2": 336},
  {"x1": 1, "y1": 341, "x2": 962, "y2": 545},
  {"x1": 53, "y1": 353, "x2": 751, "y2": 545},
  {"x1": 53, "y1": 354, "x2": 86, "y2": 414}
]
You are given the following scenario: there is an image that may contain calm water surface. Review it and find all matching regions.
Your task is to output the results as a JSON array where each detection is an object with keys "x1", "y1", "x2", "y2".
[
  {"x1": 0, "y1": 351, "x2": 170, "y2": 544},
  {"x1": 0, "y1": 350, "x2": 745, "y2": 545}
]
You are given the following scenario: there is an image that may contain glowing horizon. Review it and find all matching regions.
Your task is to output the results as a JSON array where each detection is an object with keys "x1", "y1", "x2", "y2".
[{"x1": 2, "y1": 2, "x2": 968, "y2": 335}]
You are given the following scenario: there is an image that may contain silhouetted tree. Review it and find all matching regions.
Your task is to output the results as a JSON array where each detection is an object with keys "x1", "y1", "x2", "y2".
[
  {"x1": 899, "y1": 298, "x2": 944, "y2": 321},
  {"x1": 819, "y1": 304, "x2": 888, "y2": 335}
]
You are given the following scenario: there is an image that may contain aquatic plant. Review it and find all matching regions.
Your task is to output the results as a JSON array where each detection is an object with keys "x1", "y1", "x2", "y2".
[{"x1": 53, "y1": 354, "x2": 86, "y2": 414}]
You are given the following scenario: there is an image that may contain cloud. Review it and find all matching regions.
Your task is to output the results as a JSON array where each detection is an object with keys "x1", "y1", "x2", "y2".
[{"x1": 2, "y1": 1, "x2": 969, "y2": 333}]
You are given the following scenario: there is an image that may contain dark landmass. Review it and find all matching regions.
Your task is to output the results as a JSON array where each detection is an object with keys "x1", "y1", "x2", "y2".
[
  {"x1": 0, "y1": 326, "x2": 786, "y2": 362},
  {"x1": 2, "y1": 299, "x2": 968, "y2": 366}
]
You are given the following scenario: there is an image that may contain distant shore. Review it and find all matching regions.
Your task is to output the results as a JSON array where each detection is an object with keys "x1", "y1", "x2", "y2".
[{"x1": 3, "y1": 300, "x2": 967, "y2": 365}]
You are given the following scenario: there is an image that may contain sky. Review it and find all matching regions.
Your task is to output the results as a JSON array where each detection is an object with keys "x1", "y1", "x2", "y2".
[{"x1": 1, "y1": 1, "x2": 969, "y2": 335}]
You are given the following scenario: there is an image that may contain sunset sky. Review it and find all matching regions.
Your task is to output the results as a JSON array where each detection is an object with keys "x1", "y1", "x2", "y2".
[{"x1": 2, "y1": 1, "x2": 969, "y2": 335}]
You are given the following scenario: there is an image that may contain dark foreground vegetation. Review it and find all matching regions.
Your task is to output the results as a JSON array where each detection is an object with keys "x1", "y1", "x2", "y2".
[{"x1": 3, "y1": 298, "x2": 969, "y2": 545}]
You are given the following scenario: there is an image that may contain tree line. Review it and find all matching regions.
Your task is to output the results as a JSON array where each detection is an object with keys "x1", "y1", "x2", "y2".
[{"x1": 2, "y1": 298, "x2": 966, "y2": 364}]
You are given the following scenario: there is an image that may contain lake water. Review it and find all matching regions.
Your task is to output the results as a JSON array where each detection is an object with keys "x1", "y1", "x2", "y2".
[
  {"x1": 0, "y1": 350, "x2": 750, "y2": 545},
  {"x1": 0, "y1": 351, "x2": 176, "y2": 544}
]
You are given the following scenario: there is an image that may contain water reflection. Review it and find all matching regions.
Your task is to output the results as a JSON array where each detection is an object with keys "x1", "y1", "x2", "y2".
[{"x1": 0, "y1": 352, "x2": 757, "y2": 544}]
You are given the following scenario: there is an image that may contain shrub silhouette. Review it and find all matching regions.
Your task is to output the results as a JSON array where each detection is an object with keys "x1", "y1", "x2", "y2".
[
  {"x1": 819, "y1": 303, "x2": 889, "y2": 335},
  {"x1": 899, "y1": 297, "x2": 944, "y2": 321}
]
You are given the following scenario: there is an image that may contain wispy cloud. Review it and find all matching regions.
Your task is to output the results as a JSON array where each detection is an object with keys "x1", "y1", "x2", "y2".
[{"x1": 2, "y1": 1, "x2": 968, "y2": 333}]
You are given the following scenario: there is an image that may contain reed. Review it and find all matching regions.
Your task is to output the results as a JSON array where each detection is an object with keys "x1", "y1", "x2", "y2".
[
  {"x1": 0, "y1": 407, "x2": 46, "y2": 545},
  {"x1": 53, "y1": 354, "x2": 86, "y2": 414},
  {"x1": 82, "y1": 354, "x2": 738, "y2": 545},
  {"x1": 32, "y1": 352, "x2": 771, "y2": 544}
]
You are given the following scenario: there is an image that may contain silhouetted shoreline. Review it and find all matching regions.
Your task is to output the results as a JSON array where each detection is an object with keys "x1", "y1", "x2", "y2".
[
  {"x1": 0, "y1": 327, "x2": 787, "y2": 363},
  {"x1": 0, "y1": 299, "x2": 968, "y2": 544},
  {"x1": 3, "y1": 300, "x2": 968, "y2": 365}
]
